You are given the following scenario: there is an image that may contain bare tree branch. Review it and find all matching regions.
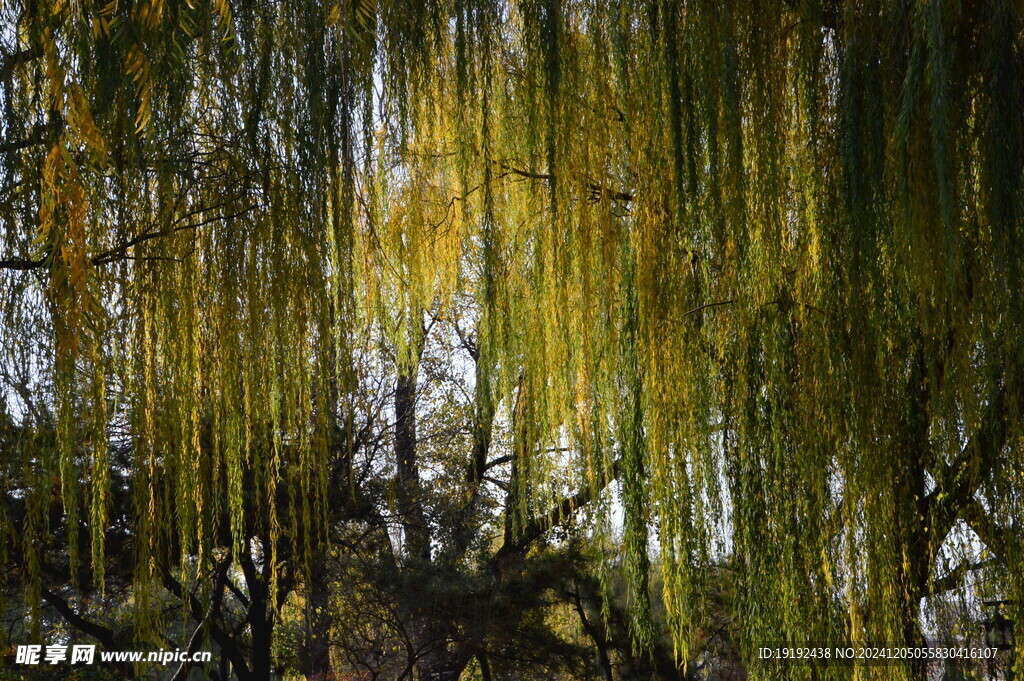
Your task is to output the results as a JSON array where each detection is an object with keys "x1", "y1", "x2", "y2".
[
  {"x1": 0, "y1": 46, "x2": 42, "y2": 82},
  {"x1": 494, "y1": 457, "x2": 621, "y2": 563},
  {"x1": 0, "y1": 116, "x2": 62, "y2": 155},
  {"x1": 0, "y1": 199, "x2": 254, "y2": 271},
  {"x1": 40, "y1": 586, "x2": 118, "y2": 649},
  {"x1": 170, "y1": 556, "x2": 231, "y2": 681}
]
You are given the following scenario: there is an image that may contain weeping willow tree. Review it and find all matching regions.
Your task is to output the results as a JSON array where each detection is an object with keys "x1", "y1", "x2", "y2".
[{"x1": 1, "y1": 1, "x2": 1022, "y2": 679}]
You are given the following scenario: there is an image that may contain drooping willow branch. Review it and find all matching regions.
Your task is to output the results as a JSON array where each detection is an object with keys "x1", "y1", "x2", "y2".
[{"x1": 0, "y1": 2, "x2": 1020, "y2": 677}]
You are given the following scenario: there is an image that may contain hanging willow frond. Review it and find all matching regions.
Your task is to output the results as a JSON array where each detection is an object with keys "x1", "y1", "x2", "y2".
[{"x1": 0, "y1": 1, "x2": 1021, "y2": 677}]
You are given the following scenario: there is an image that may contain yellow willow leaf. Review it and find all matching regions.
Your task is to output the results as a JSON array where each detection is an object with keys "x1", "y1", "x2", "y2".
[
  {"x1": 214, "y1": 0, "x2": 232, "y2": 40},
  {"x1": 68, "y1": 83, "x2": 108, "y2": 162},
  {"x1": 41, "y1": 28, "x2": 64, "y2": 112}
]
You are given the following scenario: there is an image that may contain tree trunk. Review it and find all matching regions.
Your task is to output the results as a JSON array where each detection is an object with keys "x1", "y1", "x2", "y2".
[
  {"x1": 395, "y1": 320, "x2": 429, "y2": 562},
  {"x1": 249, "y1": 601, "x2": 273, "y2": 681},
  {"x1": 302, "y1": 551, "x2": 333, "y2": 680},
  {"x1": 241, "y1": 551, "x2": 275, "y2": 681}
]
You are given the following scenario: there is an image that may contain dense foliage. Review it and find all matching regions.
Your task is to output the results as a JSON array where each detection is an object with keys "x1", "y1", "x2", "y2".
[{"x1": 1, "y1": 1, "x2": 1021, "y2": 679}]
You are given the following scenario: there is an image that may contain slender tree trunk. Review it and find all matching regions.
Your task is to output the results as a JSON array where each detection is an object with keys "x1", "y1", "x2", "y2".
[
  {"x1": 395, "y1": 319, "x2": 429, "y2": 562},
  {"x1": 240, "y1": 551, "x2": 275, "y2": 681},
  {"x1": 219, "y1": 648, "x2": 231, "y2": 681},
  {"x1": 901, "y1": 349, "x2": 932, "y2": 681},
  {"x1": 570, "y1": 582, "x2": 614, "y2": 681},
  {"x1": 249, "y1": 592, "x2": 274, "y2": 680},
  {"x1": 303, "y1": 551, "x2": 333, "y2": 680},
  {"x1": 476, "y1": 650, "x2": 492, "y2": 681}
]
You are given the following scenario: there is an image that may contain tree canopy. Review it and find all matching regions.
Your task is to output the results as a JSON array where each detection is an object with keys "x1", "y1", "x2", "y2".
[{"x1": 1, "y1": 1, "x2": 1022, "y2": 679}]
